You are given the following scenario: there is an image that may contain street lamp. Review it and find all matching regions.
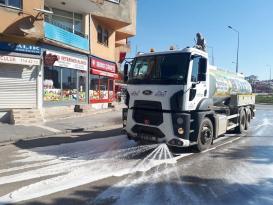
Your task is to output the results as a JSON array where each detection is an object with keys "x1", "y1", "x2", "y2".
[
  {"x1": 266, "y1": 64, "x2": 271, "y2": 93},
  {"x1": 207, "y1": 46, "x2": 215, "y2": 65},
  {"x1": 228, "y1": 25, "x2": 240, "y2": 73},
  {"x1": 266, "y1": 64, "x2": 272, "y2": 81}
]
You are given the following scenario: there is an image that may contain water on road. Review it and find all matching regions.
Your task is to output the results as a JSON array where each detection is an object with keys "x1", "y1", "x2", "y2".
[{"x1": 0, "y1": 105, "x2": 272, "y2": 205}]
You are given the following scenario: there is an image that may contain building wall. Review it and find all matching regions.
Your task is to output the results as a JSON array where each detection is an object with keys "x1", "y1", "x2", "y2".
[
  {"x1": 90, "y1": 16, "x2": 116, "y2": 62},
  {"x1": 89, "y1": 0, "x2": 132, "y2": 25},
  {"x1": 116, "y1": 0, "x2": 136, "y2": 39},
  {"x1": 0, "y1": 0, "x2": 44, "y2": 42}
]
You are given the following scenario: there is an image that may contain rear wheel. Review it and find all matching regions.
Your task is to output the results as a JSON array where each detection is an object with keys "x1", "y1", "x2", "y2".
[
  {"x1": 235, "y1": 108, "x2": 247, "y2": 134},
  {"x1": 196, "y1": 117, "x2": 213, "y2": 152},
  {"x1": 245, "y1": 108, "x2": 251, "y2": 131}
]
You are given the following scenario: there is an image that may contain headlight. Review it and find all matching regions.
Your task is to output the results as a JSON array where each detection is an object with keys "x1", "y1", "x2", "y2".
[{"x1": 178, "y1": 128, "x2": 184, "y2": 135}]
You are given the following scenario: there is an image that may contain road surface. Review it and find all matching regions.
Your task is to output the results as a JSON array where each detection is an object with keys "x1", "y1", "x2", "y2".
[{"x1": 0, "y1": 104, "x2": 272, "y2": 205}]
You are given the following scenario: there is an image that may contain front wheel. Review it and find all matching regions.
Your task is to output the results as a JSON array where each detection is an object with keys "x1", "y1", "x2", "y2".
[{"x1": 196, "y1": 117, "x2": 214, "y2": 152}]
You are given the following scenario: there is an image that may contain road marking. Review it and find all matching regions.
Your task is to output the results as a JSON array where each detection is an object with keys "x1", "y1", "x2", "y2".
[
  {"x1": 31, "y1": 125, "x2": 62, "y2": 133},
  {"x1": 202, "y1": 136, "x2": 241, "y2": 153},
  {"x1": 173, "y1": 136, "x2": 242, "y2": 161}
]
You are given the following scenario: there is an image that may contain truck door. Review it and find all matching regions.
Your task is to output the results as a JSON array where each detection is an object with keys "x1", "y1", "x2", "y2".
[{"x1": 188, "y1": 55, "x2": 207, "y2": 110}]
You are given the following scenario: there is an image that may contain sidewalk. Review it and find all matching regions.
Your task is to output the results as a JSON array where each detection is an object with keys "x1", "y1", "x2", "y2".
[{"x1": 0, "y1": 109, "x2": 123, "y2": 144}]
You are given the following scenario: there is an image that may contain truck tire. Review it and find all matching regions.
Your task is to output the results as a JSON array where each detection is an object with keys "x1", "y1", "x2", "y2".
[
  {"x1": 235, "y1": 109, "x2": 247, "y2": 134},
  {"x1": 245, "y1": 108, "x2": 251, "y2": 130},
  {"x1": 196, "y1": 117, "x2": 213, "y2": 152}
]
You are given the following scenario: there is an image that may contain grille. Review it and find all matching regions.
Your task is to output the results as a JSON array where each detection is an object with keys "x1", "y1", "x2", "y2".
[
  {"x1": 132, "y1": 125, "x2": 165, "y2": 138},
  {"x1": 133, "y1": 101, "x2": 163, "y2": 126}
]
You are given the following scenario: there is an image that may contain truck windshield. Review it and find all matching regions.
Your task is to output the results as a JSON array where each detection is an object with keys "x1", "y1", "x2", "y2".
[{"x1": 128, "y1": 53, "x2": 190, "y2": 85}]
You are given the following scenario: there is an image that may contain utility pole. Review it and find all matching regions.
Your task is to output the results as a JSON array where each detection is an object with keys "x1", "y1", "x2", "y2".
[{"x1": 228, "y1": 26, "x2": 240, "y2": 73}]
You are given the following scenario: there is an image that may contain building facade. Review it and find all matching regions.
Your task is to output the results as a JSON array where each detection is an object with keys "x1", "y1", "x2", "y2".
[{"x1": 0, "y1": 0, "x2": 136, "y2": 123}]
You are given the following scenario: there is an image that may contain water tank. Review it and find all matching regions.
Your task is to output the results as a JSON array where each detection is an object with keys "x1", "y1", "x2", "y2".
[{"x1": 209, "y1": 67, "x2": 252, "y2": 103}]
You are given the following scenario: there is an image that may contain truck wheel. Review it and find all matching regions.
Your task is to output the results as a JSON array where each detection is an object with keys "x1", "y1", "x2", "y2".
[
  {"x1": 245, "y1": 108, "x2": 251, "y2": 130},
  {"x1": 235, "y1": 109, "x2": 247, "y2": 134},
  {"x1": 196, "y1": 118, "x2": 213, "y2": 152}
]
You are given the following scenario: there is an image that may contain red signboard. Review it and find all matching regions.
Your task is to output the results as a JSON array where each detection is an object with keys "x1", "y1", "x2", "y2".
[
  {"x1": 90, "y1": 57, "x2": 116, "y2": 73},
  {"x1": 91, "y1": 68, "x2": 118, "y2": 79}
]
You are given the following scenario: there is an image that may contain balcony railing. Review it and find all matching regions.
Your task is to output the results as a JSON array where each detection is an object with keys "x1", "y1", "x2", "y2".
[
  {"x1": 44, "y1": 18, "x2": 89, "y2": 51},
  {"x1": 45, "y1": 17, "x2": 88, "y2": 39}
]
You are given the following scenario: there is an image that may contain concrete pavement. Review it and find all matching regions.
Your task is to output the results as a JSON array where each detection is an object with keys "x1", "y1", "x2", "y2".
[{"x1": 0, "y1": 110, "x2": 122, "y2": 144}]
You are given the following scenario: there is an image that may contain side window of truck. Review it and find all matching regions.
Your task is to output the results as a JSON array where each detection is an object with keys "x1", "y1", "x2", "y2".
[{"x1": 191, "y1": 56, "x2": 201, "y2": 82}]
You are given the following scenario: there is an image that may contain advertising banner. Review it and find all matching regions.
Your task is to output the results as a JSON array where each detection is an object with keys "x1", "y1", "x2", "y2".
[{"x1": 45, "y1": 50, "x2": 88, "y2": 71}]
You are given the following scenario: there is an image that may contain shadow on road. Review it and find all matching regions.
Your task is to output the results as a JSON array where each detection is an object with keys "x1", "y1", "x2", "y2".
[{"x1": 14, "y1": 128, "x2": 123, "y2": 149}]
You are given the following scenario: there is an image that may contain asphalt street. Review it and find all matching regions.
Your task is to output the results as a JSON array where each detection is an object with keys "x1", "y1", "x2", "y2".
[{"x1": 0, "y1": 104, "x2": 272, "y2": 205}]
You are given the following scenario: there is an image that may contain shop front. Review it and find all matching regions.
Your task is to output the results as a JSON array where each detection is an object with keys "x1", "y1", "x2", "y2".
[
  {"x1": 89, "y1": 56, "x2": 118, "y2": 109},
  {"x1": 0, "y1": 42, "x2": 41, "y2": 109},
  {"x1": 43, "y1": 48, "x2": 88, "y2": 107}
]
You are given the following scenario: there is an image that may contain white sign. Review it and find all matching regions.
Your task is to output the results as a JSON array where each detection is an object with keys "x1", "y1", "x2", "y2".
[
  {"x1": 46, "y1": 50, "x2": 88, "y2": 71},
  {"x1": 0, "y1": 55, "x2": 40, "y2": 66}
]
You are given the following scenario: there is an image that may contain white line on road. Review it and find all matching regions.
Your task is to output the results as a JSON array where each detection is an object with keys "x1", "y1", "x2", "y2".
[
  {"x1": 173, "y1": 135, "x2": 242, "y2": 161},
  {"x1": 31, "y1": 125, "x2": 62, "y2": 133}
]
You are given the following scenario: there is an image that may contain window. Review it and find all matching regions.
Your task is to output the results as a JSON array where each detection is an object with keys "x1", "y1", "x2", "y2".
[
  {"x1": 103, "y1": 30, "x2": 109, "y2": 46},
  {"x1": 97, "y1": 25, "x2": 109, "y2": 46},
  {"x1": 0, "y1": 0, "x2": 22, "y2": 9},
  {"x1": 129, "y1": 53, "x2": 190, "y2": 85},
  {"x1": 44, "y1": 67, "x2": 62, "y2": 102},
  {"x1": 89, "y1": 76, "x2": 114, "y2": 102},
  {"x1": 44, "y1": 67, "x2": 87, "y2": 103},
  {"x1": 97, "y1": 26, "x2": 103, "y2": 44},
  {"x1": 191, "y1": 56, "x2": 201, "y2": 82},
  {"x1": 62, "y1": 68, "x2": 77, "y2": 101},
  {"x1": 45, "y1": 8, "x2": 85, "y2": 37}
]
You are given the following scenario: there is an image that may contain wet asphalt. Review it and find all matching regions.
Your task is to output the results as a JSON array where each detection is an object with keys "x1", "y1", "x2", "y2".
[{"x1": 0, "y1": 104, "x2": 272, "y2": 205}]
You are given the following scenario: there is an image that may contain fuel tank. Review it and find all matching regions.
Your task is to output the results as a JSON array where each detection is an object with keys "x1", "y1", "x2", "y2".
[{"x1": 208, "y1": 66, "x2": 252, "y2": 104}]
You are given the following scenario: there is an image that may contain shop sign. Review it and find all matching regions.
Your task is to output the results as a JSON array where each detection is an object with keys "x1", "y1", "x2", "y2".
[
  {"x1": 0, "y1": 55, "x2": 40, "y2": 66},
  {"x1": 46, "y1": 50, "x2": 88, "y2": 71},
  {"x1": 0, "y1": 42, "x2": 41, "y2": 55},
  {"x1": 43, "y1": 52, "x2": 58, "y2": 66},
  {"x1": 92, "y1": 68, "x2": 118, "y2": 79},
  {"x1": 91, "y1": 57, "x2": 116, "y2": 73}
]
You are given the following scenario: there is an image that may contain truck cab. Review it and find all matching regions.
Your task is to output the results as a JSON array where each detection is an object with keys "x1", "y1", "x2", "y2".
[{"x1": 122, "y1": 47, "x2": 255, "y2": 151}]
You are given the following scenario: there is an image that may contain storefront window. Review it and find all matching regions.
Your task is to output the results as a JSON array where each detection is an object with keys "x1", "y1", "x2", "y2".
[
  {"x1": 44, "y1": 66, "x2": 62, "y2": 101},
  {"x1": 90, "y1": 75, "x2": 100, "y2": 101},
  {"x1": 44, "y1": 67, "x2": 87, "y2": 104},
  {"x1": 62, "y1": 68, "x2": 77, "y2": 101},
  {"x1": 89, "y1": 75, "x2": 115, "y2": 103},
  {"x1": 109, "y1": 79, "x2": 114, "y2": 100},
  {"x1": 78, "y1": 71, "x2": 87, "y2": 103},
  {"x1": 100, "y1": 77, "x2": 108, "y2": 100}
]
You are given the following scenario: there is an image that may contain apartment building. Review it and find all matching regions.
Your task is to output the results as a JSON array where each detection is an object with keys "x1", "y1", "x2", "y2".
[{"x1": 0, "y1": 0, "x2": 136, "y2": 123}]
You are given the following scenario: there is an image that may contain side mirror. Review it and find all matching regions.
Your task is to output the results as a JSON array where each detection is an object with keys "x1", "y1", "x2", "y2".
[
  {"x1": 123, "y1": 63, "x2": 129, "y2": 83},
  {"x1": 198, "y1": 58, "x2": 207, "y2": 81}
]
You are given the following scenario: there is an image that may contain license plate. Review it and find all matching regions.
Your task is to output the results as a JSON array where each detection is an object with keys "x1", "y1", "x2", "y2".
[{"x1": 139, "y1": 134, "x2": 157, "y2": 142}]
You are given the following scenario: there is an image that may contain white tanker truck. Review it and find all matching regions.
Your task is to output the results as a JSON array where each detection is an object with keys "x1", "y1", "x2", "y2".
[{"x1": 122, "y1": 46, "x2": 255, "y2": 151}]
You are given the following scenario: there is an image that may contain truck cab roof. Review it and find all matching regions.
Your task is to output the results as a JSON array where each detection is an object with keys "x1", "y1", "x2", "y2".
[{"x1": 136, "y1": 47, "x2": 209, "y2": 59}]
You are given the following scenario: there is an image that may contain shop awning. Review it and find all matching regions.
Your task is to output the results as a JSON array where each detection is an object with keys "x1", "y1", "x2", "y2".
[{"x1": 91, "y1": 68, "x2": 118, "y2": 79}]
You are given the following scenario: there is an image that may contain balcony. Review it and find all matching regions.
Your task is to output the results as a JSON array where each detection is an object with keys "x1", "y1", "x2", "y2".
[{"x1": 44, "y1": 18, "x2": 89, "y2": 51}]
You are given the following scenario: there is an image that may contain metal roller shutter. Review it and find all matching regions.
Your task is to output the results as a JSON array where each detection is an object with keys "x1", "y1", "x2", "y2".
[{"x1": 0, "y1": 64, "x2": 38, "y2": 109}]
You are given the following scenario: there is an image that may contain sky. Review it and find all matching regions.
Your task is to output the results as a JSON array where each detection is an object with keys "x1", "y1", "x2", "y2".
[{"x1": 129, "y1": 0, "x2": 273, "y2": 80}]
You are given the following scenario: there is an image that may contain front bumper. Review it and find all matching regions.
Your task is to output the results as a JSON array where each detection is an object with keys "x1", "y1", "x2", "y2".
[{"x1": 123, "y1": 108, "x2": 192, "y2": 147}]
